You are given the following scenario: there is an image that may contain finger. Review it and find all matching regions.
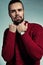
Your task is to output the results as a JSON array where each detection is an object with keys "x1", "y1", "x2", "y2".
[
  {"x1": 9, "y1": 23, "x2": 16, "y2": 27},
  {"x1": 25, "y1": 23, "x2": 28, "y2": 29},
  {"x1": 9, "y1": 23, "x2": 13, "y2": 26},
  {"x1": 22, "y1": 21, "x2": 25, "y2": 24},
  {"x1": 20, "y1": 21, "x2": 25, "y2": 26},
  {"x1": 26, "y1": 23, "x2": 28, "y2": 27}
]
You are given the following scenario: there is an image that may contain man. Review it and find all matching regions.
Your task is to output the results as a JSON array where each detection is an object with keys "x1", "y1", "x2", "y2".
[{"x1": 2, "y1": 0, "x2": 43, "y2": 65}]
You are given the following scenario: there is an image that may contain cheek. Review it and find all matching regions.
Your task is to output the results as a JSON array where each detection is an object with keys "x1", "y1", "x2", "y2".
[
  {"x1": 20, "y1": 12, "x2": 24, "y2": 17},
  {"x1": 10, "y1": 13, "x2": 15, "y2": 18}
]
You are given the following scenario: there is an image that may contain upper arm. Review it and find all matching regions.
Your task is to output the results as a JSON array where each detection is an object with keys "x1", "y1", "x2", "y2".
[{"x1": 30, "y1": 24, "x2": 43, "y2": 51}]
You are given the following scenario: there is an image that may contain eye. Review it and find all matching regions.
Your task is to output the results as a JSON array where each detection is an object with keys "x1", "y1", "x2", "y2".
[
  {"x1": 10, "y1": 10, "x2": 16, "y2": 13},
  {"x1": 18, "y1": 9, "x2": 23, "y2": 11}
]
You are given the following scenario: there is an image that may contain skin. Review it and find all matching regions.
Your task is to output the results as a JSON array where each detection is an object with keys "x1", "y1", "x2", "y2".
[
  {"x1": 9, "y1": 2, "x2": 28, "y2": 33},
  {"x1": 9, "y1": 2, "x2": 24, "y2": 23}
]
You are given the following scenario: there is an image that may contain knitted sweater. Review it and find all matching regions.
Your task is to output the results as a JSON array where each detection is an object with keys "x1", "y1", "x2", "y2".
[{"x1": 2, "y1": 22, "x2": 43, "y2": 65}]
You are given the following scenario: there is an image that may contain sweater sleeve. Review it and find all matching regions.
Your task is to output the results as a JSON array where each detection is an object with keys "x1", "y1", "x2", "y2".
[
  {"x1": 2, "y1": 28, "x2": 16, "y2": 62},
  {"x1": 21, "y1": 24, "x2": 43, "y2": 60}
]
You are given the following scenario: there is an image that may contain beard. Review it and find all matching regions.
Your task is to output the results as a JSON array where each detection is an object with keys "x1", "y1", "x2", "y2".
[
  {"x1": 12, "y1": 15, "x2": 24, "y2": 25},
  {"x1": 13, "y1": 18, "x2": 24, "y2": 25}
]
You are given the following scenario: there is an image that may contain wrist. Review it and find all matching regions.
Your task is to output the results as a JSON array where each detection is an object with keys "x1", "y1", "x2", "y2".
[
  {"x1": 20, "y1": 31, "x2": 25, "y2": 35},
  {"x1": 9, "y1": 29, "x2": 16, "y2": 33}
]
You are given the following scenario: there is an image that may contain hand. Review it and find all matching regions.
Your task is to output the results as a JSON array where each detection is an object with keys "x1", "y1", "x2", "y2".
[
  {"x1": 16, "y1": 22, "x2": 28, "y2": 33},
  {"x1": 9, "y1": 24, "x2": 16, "y2": 33}
]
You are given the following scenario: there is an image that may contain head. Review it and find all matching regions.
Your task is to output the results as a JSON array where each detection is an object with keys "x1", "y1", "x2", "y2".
[{"x1": 8, "y1": 0, "x2": 24, "y2": 25}]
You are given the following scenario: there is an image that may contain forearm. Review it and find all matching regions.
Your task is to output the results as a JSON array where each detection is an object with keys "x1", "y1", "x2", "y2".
[
  {"x1": 21, "y1": 31, "x2": 43, "y2": 60},
  {"x1": 2, "y1": 30, "x2": 16, "y2": 62}
]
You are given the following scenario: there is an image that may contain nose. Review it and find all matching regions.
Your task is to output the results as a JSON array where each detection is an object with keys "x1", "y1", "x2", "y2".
[{"x1": 16, "y1": 10, "x2": 19, "y2": 15}]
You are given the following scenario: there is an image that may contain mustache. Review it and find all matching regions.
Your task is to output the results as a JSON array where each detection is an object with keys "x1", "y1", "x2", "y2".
[{"x1": 15, "y1": 15, "x2": 22, "y2": 18}]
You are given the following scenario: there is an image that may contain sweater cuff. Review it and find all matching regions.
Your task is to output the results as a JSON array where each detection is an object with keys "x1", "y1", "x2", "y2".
[{"x1": 21, "y1": 31, "x2": 28, "y2": 37}]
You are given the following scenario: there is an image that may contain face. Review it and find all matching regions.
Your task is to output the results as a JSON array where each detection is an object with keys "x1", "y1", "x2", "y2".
[{"x1": 9, "y1": 2, "x2": 24, "y2": 25}]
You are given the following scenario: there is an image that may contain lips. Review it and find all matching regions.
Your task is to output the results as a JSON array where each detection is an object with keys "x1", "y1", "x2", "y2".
[
  {"x1": 15, "y1": 15, "x2": 22, "y2": 18},
  {"x1": 15, "y1": 16, "x2": 21, "y2": 20}
]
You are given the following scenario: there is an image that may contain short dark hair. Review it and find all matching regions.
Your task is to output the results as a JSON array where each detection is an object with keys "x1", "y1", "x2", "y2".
[{"x1": 8, "y1": 0, "x2": 24, "y2": 12}]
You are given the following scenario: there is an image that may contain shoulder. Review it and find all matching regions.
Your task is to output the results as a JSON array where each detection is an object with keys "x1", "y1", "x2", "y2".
[
  {"x1": 25, "y1": 21, "x2": 42, "y2": 28},
  {"x1": 25, "y1": 21, "x2": 43, "y2": 31},
  {"x1": 29, "y1": 23, "x2": 43, "y2": 37},
  {"x1": 25, "y1": 21, "x2": 43, "y2": 35},
  {"x1": 31, "y1": 23, "x2": 42, "y2": 29},
  {"x1": 28, "y1": 22, "x2": 43, "y2": 32}
]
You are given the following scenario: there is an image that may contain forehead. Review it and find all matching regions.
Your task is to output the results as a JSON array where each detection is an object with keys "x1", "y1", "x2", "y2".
[{"x1": 10, "y1": 2, "x2": 23, "y2": 10}]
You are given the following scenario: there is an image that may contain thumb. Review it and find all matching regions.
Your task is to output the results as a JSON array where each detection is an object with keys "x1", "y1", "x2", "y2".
[
  {"x1": 26, "y1": 23, "x2": 28, "y2": 26},
  {"x1": 22, "y1": 21, "x2": 25, "y2": 24},
  {"x1": 26, "y1": 23, "x2": 28, "y2": 29}
]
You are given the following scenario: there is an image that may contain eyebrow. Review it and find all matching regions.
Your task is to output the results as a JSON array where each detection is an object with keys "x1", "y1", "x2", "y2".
[
  {"x1": 10, "y1": 10, "x2": 16, "y2": 12},
  {"x1": 10, "y1": 8, "x2": 23, "y2": 12}
]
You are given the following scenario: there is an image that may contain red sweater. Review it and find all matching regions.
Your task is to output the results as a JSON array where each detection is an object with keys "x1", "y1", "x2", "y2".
[{"x1": 2, "y1": 22, "x2": 43, "y2": 65}]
